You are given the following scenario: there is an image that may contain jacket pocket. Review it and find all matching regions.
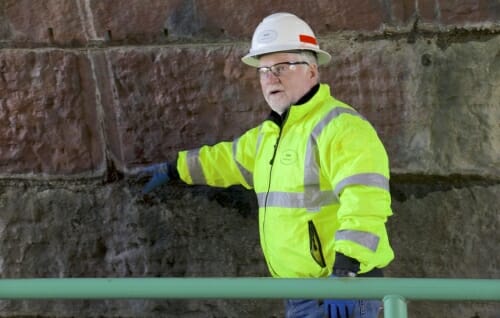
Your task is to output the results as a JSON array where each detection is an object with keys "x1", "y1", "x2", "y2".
[{"x1": 308, "y1": 220, "x2": 326, "y2": 268}]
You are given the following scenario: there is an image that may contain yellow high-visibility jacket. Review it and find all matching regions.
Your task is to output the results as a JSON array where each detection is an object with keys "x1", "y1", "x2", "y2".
[{"x1": 177, "y1": 84, "x2": 394, "y2": 278}]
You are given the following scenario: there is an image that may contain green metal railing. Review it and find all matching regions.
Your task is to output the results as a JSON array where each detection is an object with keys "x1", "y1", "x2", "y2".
[{"x1": 0, "y1": 278, "x2": 499, "y2": 318}]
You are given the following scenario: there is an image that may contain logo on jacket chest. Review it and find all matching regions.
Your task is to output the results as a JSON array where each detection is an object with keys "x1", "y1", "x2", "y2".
[{"x1": 279, "y1": 149, "x2": 299, "y2": 165}]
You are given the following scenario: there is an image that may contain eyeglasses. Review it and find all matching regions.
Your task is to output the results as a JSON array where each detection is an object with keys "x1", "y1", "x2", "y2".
[{"x1": 257, "y1": 61, "x2": 310, "y2": 78}]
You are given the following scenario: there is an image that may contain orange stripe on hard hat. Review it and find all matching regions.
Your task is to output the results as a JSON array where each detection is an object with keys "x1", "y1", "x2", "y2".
[{"x1": 299, "y1": 34, "x2": 317, "y2": 45}]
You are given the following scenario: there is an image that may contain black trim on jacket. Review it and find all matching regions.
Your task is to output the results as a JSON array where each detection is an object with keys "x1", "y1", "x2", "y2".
[{"x1": 266, "y1": 83, "x2": 320, "y2": 127}]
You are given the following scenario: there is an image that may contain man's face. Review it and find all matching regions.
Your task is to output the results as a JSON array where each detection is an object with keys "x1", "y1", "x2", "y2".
[{"x1": 258, "y1": 52, "x2": 318, "y2": 114}]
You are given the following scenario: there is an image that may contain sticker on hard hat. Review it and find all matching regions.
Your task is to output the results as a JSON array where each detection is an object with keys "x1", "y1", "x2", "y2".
[
  {"x1": 257, "y1": 30, "x2": 278, "y2": 43},
  {"x1": 299, "y1": 34, "x2": 317, "y2": 45}
]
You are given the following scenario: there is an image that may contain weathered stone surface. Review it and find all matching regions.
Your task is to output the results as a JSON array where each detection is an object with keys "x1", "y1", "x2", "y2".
[
  {"x1": 389, "y1": 184, "x2": 500, "y2": 278},
  {"x1": 103, "y1": 34, "x2": 499, "y2": 177},
  {"x1": 0, "y1": 181, "x2": 498, "y2": 317},
  {"x1": 0, "y1": 49, "x2": 104, "y2": 176},
  {"x1": 2, "y1": 0, "x2": 499, "y2": 47},
  {"x1": 0, "y1": 2, "x2": 499, "y2": 318},
  {"x1": 322, "y1": 35, "x2": 500, "y2": 177},
  {"x1": 388, "y1": 184, "x2": 500, "y2": 317},
  {"x1": 103, "y1": 45, "x2": 267, "y2": 167},
  {"x1": 88, "y1": 0, "x2": 182, "y2": 44},
  {"x1": 193, "y1": 0, "x2": 389, "y2": 36},
  {"x1": 6, "y1": 0, "x2": 385, "y2": 45},
  {"x1": 390, "y1": 0, "x2": 500, "y2": 26},
  {"x1": 0, "y1": 0, "x2": 87, "y2": 46},
  {"x1": 1, "y1": 34, "x2": 497, "y2": 178},
  {"x1": 437, "y1": 0, "x2": 500, "y2": 25},
  {"x1": 0, "y1": 181, "x2": 282, "y2": 317}
]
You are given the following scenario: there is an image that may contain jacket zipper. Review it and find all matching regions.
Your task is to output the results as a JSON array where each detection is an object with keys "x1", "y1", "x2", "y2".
[{"x1": 263, "y1": 112, "x2": 287, "y2": 276}]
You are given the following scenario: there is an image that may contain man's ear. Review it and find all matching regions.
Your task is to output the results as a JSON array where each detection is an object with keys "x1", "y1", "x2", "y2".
[{"x1": 309, "y1": 63, "x2": 319, "y2": 80}]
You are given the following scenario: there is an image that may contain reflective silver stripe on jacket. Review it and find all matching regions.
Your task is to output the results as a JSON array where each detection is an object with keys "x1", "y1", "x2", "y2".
[
  {"x1": 186, "y1": 148, "x2": 206, "y2": 184},
  {"x1": 335, "y1": 229, "x2": 380, "y2": 251},
  {"x1": 256, "y1": 126, "x2": 264, "y2": 156},
  {"x1": 256, "y1": 191, "x2": 338, "y2": 209},
  {"x1": 302, "y1": 107, "x2": 365, "y2": 210},
  {"x1": 233, "y1": 137, "x2": 253, "y2": 187},
  {"x1": 334, "y1": 173, "x2": 390, "y2": 197}
]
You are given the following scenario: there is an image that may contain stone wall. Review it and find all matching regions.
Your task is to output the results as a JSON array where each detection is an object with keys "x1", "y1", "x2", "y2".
[{"x1": 0, "y1": 0, "x2": 499, "y2": 317}]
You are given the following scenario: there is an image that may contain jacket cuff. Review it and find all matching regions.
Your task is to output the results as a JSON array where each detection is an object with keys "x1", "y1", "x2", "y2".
[{"x1": 168, "y1": 158, "x2": 180, "y2": 181}]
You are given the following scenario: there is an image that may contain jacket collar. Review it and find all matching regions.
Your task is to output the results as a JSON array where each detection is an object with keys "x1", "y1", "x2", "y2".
[
  {"x1": 266, "y1": 83, "x2": 327, "y2": 127},
  {"x1": 295, "y1": 83, "x2": 320, "y2": 105}
]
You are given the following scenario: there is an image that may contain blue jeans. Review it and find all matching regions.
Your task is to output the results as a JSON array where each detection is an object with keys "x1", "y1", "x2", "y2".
[{"x1": 285, "y1": 299, "x2": 382, "y2": 318}]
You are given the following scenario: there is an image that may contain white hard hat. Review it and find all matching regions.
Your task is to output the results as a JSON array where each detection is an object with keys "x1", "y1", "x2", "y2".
[{"x1": 242, "y1": 12, "x2": 331, "y2": 67}]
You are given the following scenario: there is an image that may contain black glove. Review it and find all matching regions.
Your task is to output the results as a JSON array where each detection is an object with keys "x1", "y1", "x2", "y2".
[
  {"x1": 325, "y1": 253, "x2": 360, "y2": 318},
  {"x1": 332, "y1": 252, "x2": 360, "y2": 277}
]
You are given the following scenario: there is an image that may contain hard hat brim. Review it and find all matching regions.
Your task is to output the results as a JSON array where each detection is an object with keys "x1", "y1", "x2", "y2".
[{"x1": 241, "y1": 47, "x2": 331, "y2": 67}]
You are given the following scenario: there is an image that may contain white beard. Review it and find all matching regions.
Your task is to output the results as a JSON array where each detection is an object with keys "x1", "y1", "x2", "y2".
[{"x1": 269, "y1": 103, "x2": 289, "y2": 115}]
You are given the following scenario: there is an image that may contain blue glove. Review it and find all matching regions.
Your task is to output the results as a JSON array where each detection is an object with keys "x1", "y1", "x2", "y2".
[
  {"x1": 138, "y1": 162, "x2": 171, "y2": 194},
  {"x1": 324, "y1": 272, "x2": 357, "y2": 318},
  {"x1": 324, "y1": 298, "x2": 356, "y2": 318}
]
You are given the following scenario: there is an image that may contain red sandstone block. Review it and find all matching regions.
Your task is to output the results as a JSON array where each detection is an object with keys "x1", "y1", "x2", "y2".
[
  {"x1": 2, "y1": 0, "x2": 498, "y2": 47},
  {"x1": 88, "y1": 0, "x2": 499, "y2": 43},
  {"x1": 70, "y1": 38, "x2": 497, "y2": 176},
  {"x1": 197, "y1": 0, "x2": 388, "y2": 36},
  {"x1": 87, "y1": 0, "x2": 389, "y2": 43},
  {"x1": 103, "y1": 46, "x2": 267, "y2": 168},
  {"x1": 320, "y1": 42, "x2": 409, "y2": 168},
  {"x1": 1, "y1": 0, "x2": 87, "y2": 46},
  {"x1": 85, "y1": 0, "x2": 500, "y2": 44},
  {"x1": 0, "y1": 0, "x2": 402, "y2": 46},
  {"x1": 88, "y1": 0, "x2": 182, "y2": 43},
  {"x1": 390, "y1": 0, "x2": 500, "y2": 26},
  {"x1": 105, "y1": 43, "x2": 410, "y2": 171},
  {"x1": 0, "y1": 49, "x2": 104, "y2": 175},
  {"x1": 437, "y1": 0, "x2": 500, "y2": 25}
]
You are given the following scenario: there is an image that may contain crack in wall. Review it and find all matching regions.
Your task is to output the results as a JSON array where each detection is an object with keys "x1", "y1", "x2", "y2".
[{"x1": 390, "y1": 173, "x2": 500, "y2": 201}]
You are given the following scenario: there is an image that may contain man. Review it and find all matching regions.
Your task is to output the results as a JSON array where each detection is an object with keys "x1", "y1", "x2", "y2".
[{"x1": 139, "y1": 12, "x2": 394, "y2": 318}]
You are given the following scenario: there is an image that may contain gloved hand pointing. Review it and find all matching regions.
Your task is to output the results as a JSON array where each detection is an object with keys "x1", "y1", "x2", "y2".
[{"x1": 137, "y1": 162, "x2": 172, "y2": 194}]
